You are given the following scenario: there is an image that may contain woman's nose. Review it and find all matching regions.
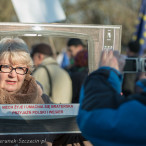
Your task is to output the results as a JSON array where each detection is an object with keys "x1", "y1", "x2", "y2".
[{"x1": 8, "y1": 69, "x2": 17, "y2": 77}]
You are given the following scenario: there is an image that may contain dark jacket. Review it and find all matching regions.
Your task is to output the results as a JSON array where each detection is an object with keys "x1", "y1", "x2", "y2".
[
  {"x1": 77, "y1": 67, "x2": 146, "y2": 146},
  {"x1": 70, "y1": 67, "x2": 88, "y2": 103}
]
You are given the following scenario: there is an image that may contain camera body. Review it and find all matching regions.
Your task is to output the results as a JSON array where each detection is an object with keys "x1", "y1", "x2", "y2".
[{"x1": 124, "y1": 58, "x2": 146, "y2": 73}]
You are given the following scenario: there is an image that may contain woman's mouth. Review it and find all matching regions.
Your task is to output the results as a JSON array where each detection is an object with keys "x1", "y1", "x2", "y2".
[{"x1": 6, "y1": 80, "x2": 17, "y2": 85}]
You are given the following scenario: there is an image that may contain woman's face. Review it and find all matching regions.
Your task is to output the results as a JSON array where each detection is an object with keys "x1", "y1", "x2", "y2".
[{"x1": 0, "y1": 59, "x2": 27, "y2": 94}]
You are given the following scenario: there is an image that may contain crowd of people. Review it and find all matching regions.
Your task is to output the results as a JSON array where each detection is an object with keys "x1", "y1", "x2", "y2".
[{"x1": 0, "y1": 36, "x2": 146, "y2": 145}]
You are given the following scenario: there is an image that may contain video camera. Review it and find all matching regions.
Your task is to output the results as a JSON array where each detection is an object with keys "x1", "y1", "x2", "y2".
[{"x1": 124, "y1": 58, "x2": 146, "y2": 73}]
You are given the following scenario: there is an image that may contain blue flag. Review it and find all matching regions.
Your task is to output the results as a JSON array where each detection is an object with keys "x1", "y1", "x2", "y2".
[{"x1": 132, "y1": 0, "x2": 146, "y2": 55}]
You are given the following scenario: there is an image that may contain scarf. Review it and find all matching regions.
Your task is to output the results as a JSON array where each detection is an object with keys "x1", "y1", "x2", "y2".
[{"x1": 0, "y1": 74, "x2": 44, "y2": 104}]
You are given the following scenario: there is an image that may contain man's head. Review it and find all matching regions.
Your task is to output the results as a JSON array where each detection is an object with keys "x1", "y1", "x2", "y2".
[
  {"x1": 126, "y1": 40, "x2": 140, "y2": 57},
  {"x1": 31, "y1": 43, "x2": 53, "y2": 66},
  {"x1": 67, "y1": 38, "x2": 85, "y2": 57}
]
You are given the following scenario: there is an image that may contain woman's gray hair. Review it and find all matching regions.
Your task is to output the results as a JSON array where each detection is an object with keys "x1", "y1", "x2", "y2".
[
  {"x1": 0, "y1": 37, "x2": 29, "y2": 53},
  {"x1": 0, "y1": 37, "x2": 33, "y2": 72}
]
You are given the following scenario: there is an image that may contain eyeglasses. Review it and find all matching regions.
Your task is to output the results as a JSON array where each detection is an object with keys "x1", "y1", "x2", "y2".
[{"x1": 0, "y1": 65, "x2": 28, "y2": 75}]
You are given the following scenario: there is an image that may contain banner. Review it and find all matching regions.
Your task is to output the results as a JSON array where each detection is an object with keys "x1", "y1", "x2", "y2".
[{"x1": 0, "y1": 104, "x2": 79, "y2": 120}]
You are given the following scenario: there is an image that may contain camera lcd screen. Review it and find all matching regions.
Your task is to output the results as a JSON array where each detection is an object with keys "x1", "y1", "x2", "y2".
[{"x1": 123, "y1": 59, "x2": 137, "y2": 72}]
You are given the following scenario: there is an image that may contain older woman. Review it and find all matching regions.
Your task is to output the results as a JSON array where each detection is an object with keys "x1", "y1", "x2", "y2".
[
  {"x1": 0, "y1": 37, "x2": 47, "y2": 104},
  {"x1": 0, "y1": 37, "x2": 53, "y2": 146}
]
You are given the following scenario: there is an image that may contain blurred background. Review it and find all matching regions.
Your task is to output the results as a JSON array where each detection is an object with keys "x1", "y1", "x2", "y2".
[{"x1": 0, "y1": 0, "x2": 142, "y2": 53}]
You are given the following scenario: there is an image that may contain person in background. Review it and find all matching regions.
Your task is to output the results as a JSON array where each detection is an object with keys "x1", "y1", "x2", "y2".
[
  {"x1": 122, "y1": 40, "x2": 140, "y2": 96},
  {"x1": 61, "y1": 46, "x2": 90, "y2": 146},
  {"x1": 77, "y1": 50, "x2": 146, "y2": 145},
  {"x1": 31, "y1": 43, "x2": 93, "y2": 146},
  {"x1": 70, "y1": 49, "x2": 88, "y2": 103},
  {"x1": 66, "y1": 38, "x2": 86, "y2": 70},
  {"x1": 0, "y1": 37, "x2": 54, "y2": 146},
  {"x1": 56, "y1": 50, "x2": 70, "y2": 69},
  {"x1": 67, "y1": 38, "x2": 86, "y2": 58},
  {"x1": 31, "y1": 44, "x2": 92, "y2": 146},
  {"x1": 31, "y1": 43, "x2": 72, "y2": 104},
  {"x1": 134, "y1": 71, "x2": 146, "y2": 93},
  {"x1": 135, "y1": 78, "x2": 146, "y2": 93},
  {"x1": 66, "y1": 39, "x2": 88, "y2": 103},
  {"x1": 126, "y1": 40, "x2": 140, "y2": 57}
]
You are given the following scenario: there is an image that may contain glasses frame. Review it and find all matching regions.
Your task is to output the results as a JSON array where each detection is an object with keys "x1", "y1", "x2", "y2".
[{"x1": 0, "y1": 65, "x2": 28, "y2": 75}]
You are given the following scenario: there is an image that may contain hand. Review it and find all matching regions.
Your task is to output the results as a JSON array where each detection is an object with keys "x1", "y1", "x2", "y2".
[{"x1": 99, "y1": 50, "x2": 125, "y2": 72}]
